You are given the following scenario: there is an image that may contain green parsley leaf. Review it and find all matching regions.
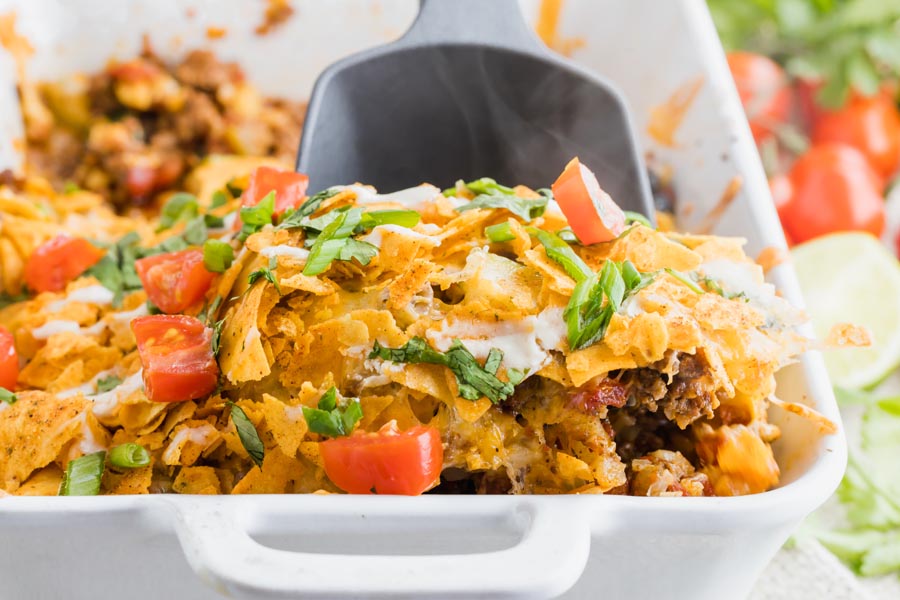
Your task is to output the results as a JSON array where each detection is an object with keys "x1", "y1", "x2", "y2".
[
  {"x1": 457, "y1": 193, "x2": 547, "y2": 222},
  {"x1": 238, "y1": 191, "x2": 276, "y2": 241},
  {"x1": 301, "y1": 387, "x2": 364, "y2": 438},
  {"x1": 156, "y1": 193, "x2": 199, "y2": 232},
  {"x1": 59, "y1": 451, "x2": 106, "y2": 496},
  {"x1": 210, "y1": 190, "x2": 229, "y2": 209},
  {"x1": 96, "y1": 376, "x2": 122, "y2": 393},
  {"x1": 200, "y1": 296, "x2": 223, "y2": 326},
  {"x1": 0, "y1": 387, "x2": 16, "y2": 405},
  {"x1": 276, "y1": 189, "x2": 340, "y2": 229},
  {"x1": 248, "y1": 256, "x2": 281, "y2": 294},
  {"x1": 181, "y1": 216, "x2": 209, "y2": 246},
  {"x1": 228, "y1": 402, "x2": 265, "y2": 468},
  {"x1": 202, "y1": 239, "x2": 234, "y2": 273},
  {"x1": 203, "y1": 214, "x2": 226, "y2": 229},
  {"x1": 303, "y1": 207, "x2": 368, "y2": 276},
  {"x1": 369, "y1": 338, "x2": 516, "y2": 404},
  {"x1": 338, "y1": 239, "x2": 378, "y2": 265},
  {"x1": 211, "y1": 318, "x2": 225, "y2": 356}
]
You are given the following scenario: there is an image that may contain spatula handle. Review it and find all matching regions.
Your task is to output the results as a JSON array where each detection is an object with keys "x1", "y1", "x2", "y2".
[{"x1": 398, "y1": 0, "x2": 542, "y2": 52}]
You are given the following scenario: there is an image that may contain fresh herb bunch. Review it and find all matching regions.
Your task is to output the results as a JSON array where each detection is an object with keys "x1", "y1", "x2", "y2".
[{"x1": 708, "y1": 0, "x2": 900, "y2": 107}]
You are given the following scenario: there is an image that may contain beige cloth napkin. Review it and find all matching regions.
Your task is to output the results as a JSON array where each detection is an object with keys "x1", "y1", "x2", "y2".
[{"x1": 751, "y1": 541, "x2": 900, "y2": 600}]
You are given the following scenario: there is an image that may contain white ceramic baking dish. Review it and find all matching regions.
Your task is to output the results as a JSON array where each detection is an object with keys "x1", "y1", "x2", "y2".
[{"x1": 0, "y1": 1, "x2": 846, "y2": 598}]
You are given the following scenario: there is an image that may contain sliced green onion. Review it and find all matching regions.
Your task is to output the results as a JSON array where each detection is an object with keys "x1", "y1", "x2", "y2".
[
  {"x1": 530, "y1": 228, "x2": 593, "y2": 282},
  {"x1": 0, "y1": 387, "x2": 16, "y2": 404},
  {"x1": 665, "y1": 268, "x2": 705, "y2": 294},
  {"x1": 59, "y1": 451, "x2": 106, "y2": 496},
  {"x1": 203, "y1": 239, "x2": 235, "y2": 273},
  {"x1": 108, "y1": 443, "x2": 150, "y2": 469},
  {"x1": 228, "y1": 402, "x2": 265, "y2": 468},
  {"x1": 624, "y1": 211, "x2": 653, "y2": 228},
  {"x1": 362, "y1": 209, "x2": 421, "y2": 228},
  {"x1": 485, "y1": 222, "x2": 516, "y2": 242},
  {"x1": 238, "y1": 191, "x2": 276, "y2": 240}
]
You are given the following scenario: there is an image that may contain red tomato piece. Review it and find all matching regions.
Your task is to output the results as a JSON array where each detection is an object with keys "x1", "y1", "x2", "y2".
[
  {"x1": 551, "y1": 157, "x2": 626, "y2": 244},
  {"x1": 726, "y1": 51, "x2": 792, "y2": 144},
  {"x1": 782, "y1": 144, "x2": 885, "y2": 244},
  {"x1": 242, "y1": 166, "x2": 310, "y2": 218},
  {"x1": 812, "y1": 94, "x2": 900, "y2": 180},
  {"x1": 134, "y1": 248, "x2": 216, "y2": 314},
  {"x1": 24, "y1": 235, "x2": 105, "y2": 294},
  {"x1": 0, "y1": 326, "x2": 18, "y2": 391},
  {"x1": 131, "y1": 315, "x2": 218, "y2": 403},
  {"x1": 321, "y1": 423, "x2": 443, "y2": 495}
]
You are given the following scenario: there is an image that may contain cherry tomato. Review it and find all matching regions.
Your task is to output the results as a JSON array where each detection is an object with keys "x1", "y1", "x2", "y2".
[
  {"x1": 781, "y1": 144, "x2": 885, "y2": 244},
  {"x1": 131, "y1": 315, "x2": 218, "y2": 403},
  {"x1": 812, "y1": 94, "x2": 900, "y2": 180},
  {"x1": 24, "y1": 235, "x2": 105, "y2": 294},
  {"x1": 551, "y1": 157, "x2": 625, "y2": 244},
  {"x1": 0, "y1": 326, "x2": 18, "y2": 391},
  {"x1": 134, "y1": 248, "x2": 216, "y2": 314},
  {"x1": 320, "y1": 423, "x2": 443, "y2": 495},
  {"x1": 242, "y1": 166, "x2": 309, "y2": 218},
  {"x1": 726, "y1": 51, "x2": 792, "y2": 144}
]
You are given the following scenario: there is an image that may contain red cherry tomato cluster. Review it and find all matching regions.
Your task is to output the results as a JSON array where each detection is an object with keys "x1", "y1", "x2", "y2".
[{"x1": 727, "y1": 51, "x2": 900, "y2": 250}]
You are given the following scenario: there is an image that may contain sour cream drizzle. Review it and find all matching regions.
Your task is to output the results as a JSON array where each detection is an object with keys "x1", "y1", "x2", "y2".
[
  {"x1": 46, "y1": 285, "x2": 115, "y2": 313},
  {"x1": 427, "y1": 307, "x2": 567, "y2": 374}
]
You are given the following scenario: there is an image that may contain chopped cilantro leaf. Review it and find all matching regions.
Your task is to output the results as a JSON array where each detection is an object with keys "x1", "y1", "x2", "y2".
[
  {"x1": 369, "y1": 338, "x2": 516, "y2": 404},
  {"x1": 302, "y1": 387, "x2": 364, "y2": 438},
  {"x1": 248, "y1": 256, "x2": 281, "y2": 294},
  {"x1": 227, "y1": 402, "x2": 264, "y2": 468},
  {"x1": 95, "y1": 376, "x2": 122, "y2": 393},
  {"x1": 156, "y1": 193, "x2": 199, "y2": 232}
]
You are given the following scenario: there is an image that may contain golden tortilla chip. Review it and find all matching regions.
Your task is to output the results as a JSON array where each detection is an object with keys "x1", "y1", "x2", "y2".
[
  {"x1": 0, "y1": 391, "x2": 90, "y2": 491},
  {"x1": 173, "y1": 466, "x2": 221, "y2": 495}
]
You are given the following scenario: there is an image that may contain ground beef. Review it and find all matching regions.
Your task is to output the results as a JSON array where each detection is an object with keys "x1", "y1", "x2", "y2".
[
  {"x1": 620, "y1": 352, "x2": 719, "y2": 429},
  {"x1": 24, "y1": 49, "x2": 305, "y2": 210}
]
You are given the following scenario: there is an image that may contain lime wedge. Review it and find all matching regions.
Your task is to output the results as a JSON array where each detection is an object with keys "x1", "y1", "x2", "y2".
[{"x1": 791, "y1": 232, "x2": 900, "y2": 389}]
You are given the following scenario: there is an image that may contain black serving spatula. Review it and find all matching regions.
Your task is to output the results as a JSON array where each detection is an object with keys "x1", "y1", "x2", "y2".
[{"x1": 297, "y1": 0, "x2": 654, "y2": 217}]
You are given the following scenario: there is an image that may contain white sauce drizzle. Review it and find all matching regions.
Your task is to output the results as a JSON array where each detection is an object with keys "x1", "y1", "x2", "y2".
[
  {"x1": 56, "y1": 367, "x2": 117, "y2": 399},
  {"x1": 76, "y1": 413, "x2": 107, "y2": 453},
  {"x1": 426, "y1": 307, "x2": 567, "y2": 374},
  {"x1": 162, "y1": 424, "x2": 218, "y2": 464},
  {"x1": 361, "y1": 224, "x2": 440, "y2": 249},
  {"x1": 260, "y1": 245, "x2": 310, "y2": 260},
  {"x1": 88, "y1": 370, "x2": 144, "y2": 418},
  {"x1": 46, "y1": 285, "x2": 115, "y2": 313},
  {"x1": 31, "y1": 320, "x2": 82, "y2": 339}
]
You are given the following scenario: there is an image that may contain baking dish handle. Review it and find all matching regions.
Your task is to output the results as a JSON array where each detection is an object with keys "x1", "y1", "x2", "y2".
[{"x1": 172, "y1": 499, "x2": 591, "y2": 599}]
